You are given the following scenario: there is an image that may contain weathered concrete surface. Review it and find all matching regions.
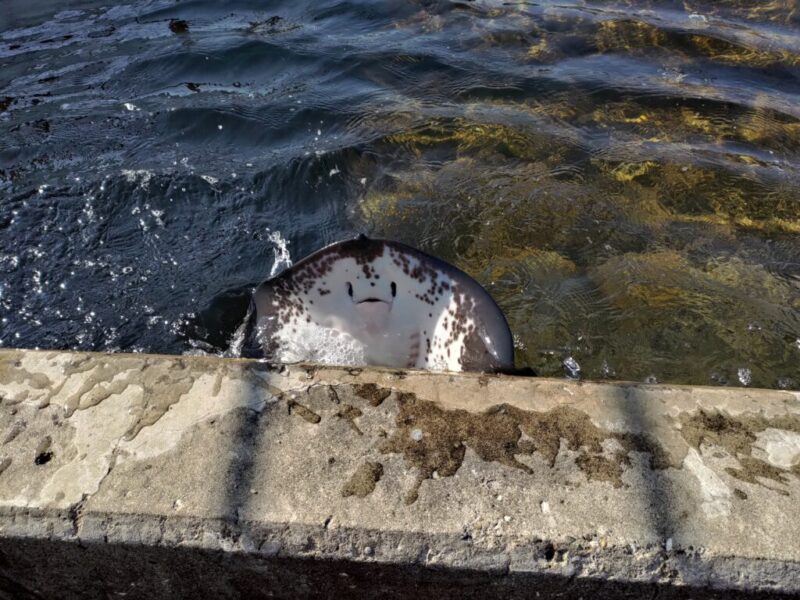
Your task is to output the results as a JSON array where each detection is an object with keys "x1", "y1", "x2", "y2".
[{"x1": 1, "y1": 349, "x2": 800, "y2": 599}]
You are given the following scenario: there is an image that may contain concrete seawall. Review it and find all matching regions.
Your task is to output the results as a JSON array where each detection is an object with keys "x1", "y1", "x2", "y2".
[{"x1": 1, "y1": 349, "x2": 799, "y2": 598}]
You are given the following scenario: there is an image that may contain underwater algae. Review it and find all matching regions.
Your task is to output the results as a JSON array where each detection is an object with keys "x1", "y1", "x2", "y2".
[
  {"x1": 354, "y1": 99, "x2": 799, "y2": 386},
  {"x1": 1, "y1": 0, "x2": 798, "y2": 388}
]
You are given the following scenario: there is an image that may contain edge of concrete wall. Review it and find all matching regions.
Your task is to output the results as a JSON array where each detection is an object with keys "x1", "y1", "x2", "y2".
[{"x1": 1, "y1": 349, "x2": 800, "y2": 599}]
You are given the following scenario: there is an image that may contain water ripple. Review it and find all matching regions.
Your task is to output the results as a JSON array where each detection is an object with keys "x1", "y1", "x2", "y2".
[{"x1": 0, "y1": 0, "x2": 798, "y2": 387}]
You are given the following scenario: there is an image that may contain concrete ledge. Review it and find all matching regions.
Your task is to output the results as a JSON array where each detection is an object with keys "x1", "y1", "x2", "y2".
[{"x1": 1, "y1": 349, "x2": 800, "y2": 598}]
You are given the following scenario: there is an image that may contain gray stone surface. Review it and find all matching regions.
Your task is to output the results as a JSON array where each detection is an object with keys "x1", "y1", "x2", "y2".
[{"x1": 1, "y1": 349, "x2": 800, "y2": 598}]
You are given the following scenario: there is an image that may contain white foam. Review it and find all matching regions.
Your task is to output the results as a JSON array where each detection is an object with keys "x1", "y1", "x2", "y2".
[
  {"x1": 227, "y1": 230, "x2": 292, "y2": 357},
  {"x1": 121, "y1": 169, "x2": 153, "y2": 188},
  {"x1": 267, "y1": 230, "x2": 292, "y2": 278},
  {"x1": 276, "y1": 321, "x2": 366, "y2": 367},
  {"x1": 225, "y1": 302, "x2": 253, "y2": 358}
]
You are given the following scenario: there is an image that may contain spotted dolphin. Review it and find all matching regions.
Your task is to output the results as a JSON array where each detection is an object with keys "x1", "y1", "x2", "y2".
[{"x1": 249, "y1": 235, "x2": 514, "y2": 372}]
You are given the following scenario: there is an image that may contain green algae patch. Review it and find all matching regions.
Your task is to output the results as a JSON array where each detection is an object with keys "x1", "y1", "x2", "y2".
[
  {"x1": 679, "y1": 410, "x2": 800, "y2": 493},
  {"x1": 288, "y1": 399, "x2": 322, "y2": 424},
  {"x1": 352, "y1": 384, "x2": 392, "y2": 407},
  {"x1": 381, "y1": 392, "x2": 672, "y2": 504},
  {"x1": 704, "y1": 258, "x2": 797, "y2": 306},
  {"x1": 479, "y1": 248, "x2": 578, "y2": 284},
  {"x1": 353, "y1": 136, "x2": 798, "y2": 386},
  {"x1": 607, "y1": 161, "x2": 659, "y2": 183},
  {"x1": 335, "y1": 404, "x2": 364, "y2": 435},
  {"x1": 592, "y1": 251, "x2": 708, "y2": 311},
  {"x1": 590, "y1": 16, "x2": 799, "y2": 68},
  {"x1": 594, "y1": 19, "x2": 668, "y2": 54},
  {"x1": 384, "y1": 118, "x2": 556, "y2": 163},
  {"x1": 345, "y1": 6, "x2": 800, "y2": 388},
  {"x1": 587, "y1": 252, "x2": 800, "y2": 386},
  {"x1": 341, "y1": 462, "x2": 384, "y2": 498}
]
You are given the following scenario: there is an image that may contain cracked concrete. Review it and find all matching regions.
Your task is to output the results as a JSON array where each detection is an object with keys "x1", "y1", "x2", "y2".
[{"x1": 1, "y1": 349, "x2": 800, "y2": 599}]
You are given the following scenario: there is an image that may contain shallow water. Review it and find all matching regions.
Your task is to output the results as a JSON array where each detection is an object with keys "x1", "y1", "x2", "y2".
[{"x1": 1, "y1": 0, "x2": 798, "y2": 388}]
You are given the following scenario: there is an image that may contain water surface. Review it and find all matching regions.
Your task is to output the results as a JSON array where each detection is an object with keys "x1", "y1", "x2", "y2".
[{"x1": 1, "y1": 0, "x2": 799, "y2": 388}]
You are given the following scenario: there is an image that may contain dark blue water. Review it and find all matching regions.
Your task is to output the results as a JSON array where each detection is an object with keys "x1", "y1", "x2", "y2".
[{"x1": 1, "y1": 0, "x2": 799, "y2": 387}]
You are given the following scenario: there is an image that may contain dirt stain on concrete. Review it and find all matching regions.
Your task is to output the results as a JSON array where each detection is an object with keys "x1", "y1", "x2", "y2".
[
  {"x1": 288, "y1": 399, "x2": 321, "y2": 424},
  {"x1": 679, "y1": 409, "x2": 800, "y2": 492},
  {"x1": 381, "y1": 392, "x2": 672, "y2": 504},
  {"x1": 336, "y1": 404, "x2": 363, "y2": 434},
  {"x1": 342, "y1": 461, "x2": 384, "y2": 498},
  {"x1": 353, "y1": 384, "x2": 392, "y2": 407}
]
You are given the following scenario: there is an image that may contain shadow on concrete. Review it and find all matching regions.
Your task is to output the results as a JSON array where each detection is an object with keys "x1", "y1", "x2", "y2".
[
  {"x1": 207, "y1": 366, "x2": 762, "y2": 599},
  {"x1": 1, "y1": 536, "x2": 797, "y2": 600},
  {"x1": 615, "y1": 382, "x2": 682, "y2": 544},
  {"x1": 221, "y1": 361, "x2": 276, "y2": 544}
]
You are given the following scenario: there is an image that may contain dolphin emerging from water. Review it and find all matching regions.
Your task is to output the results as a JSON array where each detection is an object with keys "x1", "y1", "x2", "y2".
[{"x1": 248, "y1": 235, "x2": 514, "y2": 373}]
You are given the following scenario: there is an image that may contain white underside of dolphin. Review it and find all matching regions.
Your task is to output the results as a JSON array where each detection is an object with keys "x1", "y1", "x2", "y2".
[{"x1": 250, "y1": 236, "x2": 514, "y2": 373}]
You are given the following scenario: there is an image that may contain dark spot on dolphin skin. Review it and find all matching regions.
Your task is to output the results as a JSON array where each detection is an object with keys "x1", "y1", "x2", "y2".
[
  {"x1": 734, "y1": 488, "x2": 748, "y2": 500},
  {"x1": 341, "y1": 462, "x2": 383, "y2": 498},
  {"x1": 287, "y1": 399, "x2": 321, "y2": 424},
  {"x1": 353, "y1": 383, "x2": 391, "y2": 407},
  {"x1": 0, "y1": 457, "x2": 11, "y2": 476},
  {"x1": 169, "y1": 19, "x2": 189, "y2": 33},
  {"x1": 381, "y1": 392, "x2": 673, "y2": 504},
  {"x1": 678, "y1": 409, "x2": 800, "y2": 492},
  {"x1": 186, "y1": 82, "x2": 201, "y2": 92},
  {"x1": 0, "y1": 97, "x2": 13, "y2": 112}
]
